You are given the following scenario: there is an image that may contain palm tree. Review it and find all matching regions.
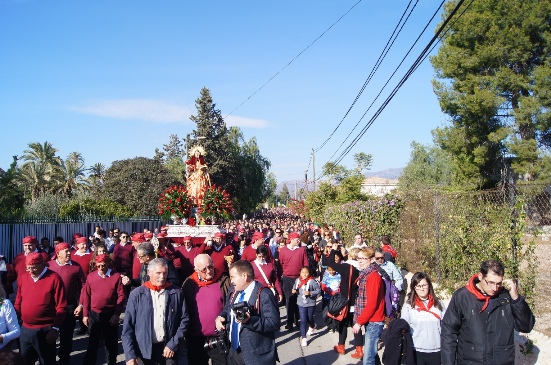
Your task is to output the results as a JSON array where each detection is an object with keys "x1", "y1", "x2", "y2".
[
  {"x1": 19, "y1": 141, "x2": 62, "y2": 200},
  {"x1": 87, "y1": 162, "x2": 106, "y2": 189},
  {"x1": 60, "y1": 152, "x2": 89, "y2": 196}
]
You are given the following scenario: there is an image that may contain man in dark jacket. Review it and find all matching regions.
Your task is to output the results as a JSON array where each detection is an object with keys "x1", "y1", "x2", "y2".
[
  {"x1": 441, "y1": 259, "x2": 535, "y2": 365},
  {"x1": 215, "y1": 260, "x2": 280, "y2": 365},
  {"x1": 122, "y1": 258, "x2": 189, "y2": 365}
]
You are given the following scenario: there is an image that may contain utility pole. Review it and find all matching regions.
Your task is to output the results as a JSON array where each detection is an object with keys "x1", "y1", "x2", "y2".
[
  {"x1": 294, "y1": 180, "x2": 297, "y2": 200},
  {"x1": 305, "y1": 171, "x2": 308, "y2": 193},
  {"x1": 312, "y1": 148, "x2": 316, "y2": 192}
]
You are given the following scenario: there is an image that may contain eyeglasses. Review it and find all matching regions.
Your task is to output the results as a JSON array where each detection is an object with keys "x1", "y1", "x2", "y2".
[
  {"x1": 374, "y1": 256, "x2": 385, "y2": 261},
  {"x1": 137, "y1": 254, "x2": 146, "y2": 259},
  {"x1": 357, "y1": 257, "x2": 369, "y2": 260},
  {"x1": 415, "y1": 284, "x2": 429, "y2": 290},
  {"x1": 96, "y1": 264, "x2": 107, "y2": 269},
  {"x1": 120, "y1": 235, "x2": 128, "y2": 238},
  {"x1": 275, "y1": 231, "x2": 282, "y2": 234},
  {"x1": 484, "y1": 279, "x2": 503, "y2": 288},
  {"x1": 197, "y1": 265, "x2": 214, "y2": 273}
]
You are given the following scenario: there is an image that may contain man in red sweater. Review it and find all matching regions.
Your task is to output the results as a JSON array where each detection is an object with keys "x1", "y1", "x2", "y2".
[
  {"x1": 174, "y1": 236, "x2": 205, "y2": 281},
  {"x1": 77, "y1": 254, "x2": 124, "y2": 365},
  {"x1": 240, "y1": 231, "x2": 273, "y2": 263},
  {"x1": 9, "y1": 236, "x2": 50, "y2": 290},
  {"x1": 15, "y1": 252, "x2": 67, "y2": 365},
  {"x1": 48, "y1": 242, "x2": 86, "y2": 363},
  {"x1": 71, "y1": 236, "x2": 93, "y2": 278},
  {"x1": 352, "y1": 247, "x2": 385, "y2": 365},
  {"x1": 278, "y1": 232, "x2": 309, "y2": 330}
]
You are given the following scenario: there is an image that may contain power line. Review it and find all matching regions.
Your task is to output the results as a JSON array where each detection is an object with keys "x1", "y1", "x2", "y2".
[
  {"x1": 224, "y1": 0, "x2": 363, "y2": 119},
  {"x1": 316, "y1": 0, "x2": 469, "y2": 181},
  {"x1": 314, "y1": 0, "x2": 419, "y2": 153}
]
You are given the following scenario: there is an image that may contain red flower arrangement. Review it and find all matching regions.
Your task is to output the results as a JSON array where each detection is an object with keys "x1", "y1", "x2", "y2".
[
  {"x1": 158, "y1": 185, "x2": 194, "y2": 220},
  {"x1": 198, "y1": 185, "x2": 234, "y2": 221}
]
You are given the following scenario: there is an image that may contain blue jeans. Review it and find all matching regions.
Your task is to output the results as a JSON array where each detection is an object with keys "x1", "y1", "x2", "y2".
[
  {"x1": 363, "y1": 321, "x2": 384, "y2": 365},
  {"x1": 298, "y1": 305, "x2": 315, "y2": 338}
]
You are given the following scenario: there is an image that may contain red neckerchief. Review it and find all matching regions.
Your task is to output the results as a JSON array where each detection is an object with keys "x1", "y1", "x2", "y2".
[
  {"x1": 465, "y1": 274, "x2": 500, "y2": 312},
  {"x1": 189, "y1": 268, "x2": 222, "y2": 287},
  {"x1": 297, "y1": 276, "x2": 314, "y2": 290},
  {"x1": 143, "y1": 281, "x2": 171, "y2": 292},
  {"x1": 415, "y1": 294, "x2": 441, "y2": 320}
]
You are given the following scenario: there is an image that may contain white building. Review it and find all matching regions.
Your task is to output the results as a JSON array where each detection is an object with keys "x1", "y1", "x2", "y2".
[{"x1": 361, "y1": 176, "x2": 398, "y2": 197}]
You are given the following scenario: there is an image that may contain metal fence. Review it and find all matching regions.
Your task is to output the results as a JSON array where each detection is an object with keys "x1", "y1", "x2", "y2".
[{"x1": 0, "y1": 218, "x2": 164, "y2": 261}]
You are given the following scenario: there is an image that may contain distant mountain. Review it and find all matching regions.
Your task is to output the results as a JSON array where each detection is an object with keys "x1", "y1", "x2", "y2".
[{"x1": 276, "y1": 167, "x2": 404, "y2": 195}]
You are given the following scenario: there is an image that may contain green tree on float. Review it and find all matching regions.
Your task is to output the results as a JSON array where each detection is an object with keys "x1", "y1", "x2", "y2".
[{"x1": 431, "y1": 0, "x2": 551, "y2": 188}]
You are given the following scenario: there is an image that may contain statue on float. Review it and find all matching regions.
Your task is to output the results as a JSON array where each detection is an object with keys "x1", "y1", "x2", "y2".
[{"x1": 185, "y1": 145, "x2": 211, "y2": 207}]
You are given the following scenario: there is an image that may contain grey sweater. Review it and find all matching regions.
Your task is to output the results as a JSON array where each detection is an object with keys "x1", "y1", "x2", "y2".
[
  {"x1": 400, "y1": 301, "x2": 446, "y2": 353},
  {"x1": 292, "y1": 278, "x2": 321, "y2": 307}
]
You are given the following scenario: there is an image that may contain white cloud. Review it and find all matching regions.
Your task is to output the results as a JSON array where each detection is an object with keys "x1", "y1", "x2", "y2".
[
  {"x1": 67, "y1": 99, "x2": 192, "y2": 123},
  {"x1": 225, "y1": 115, "x2": 269, "y2": 129}
]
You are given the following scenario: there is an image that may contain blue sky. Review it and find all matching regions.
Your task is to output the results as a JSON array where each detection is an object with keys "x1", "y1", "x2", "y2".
[{"x1": 0, "y1": 1, "x2": 447, "y2": 183}]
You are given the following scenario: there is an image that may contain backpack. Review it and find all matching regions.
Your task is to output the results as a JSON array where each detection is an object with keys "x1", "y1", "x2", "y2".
[{"x1": 377, "y1": 267, "x2": 400, "y2": 320}]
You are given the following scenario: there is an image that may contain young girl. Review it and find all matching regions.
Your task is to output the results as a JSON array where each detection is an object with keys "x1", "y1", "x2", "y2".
[
  {"x1": 292, "y1": 266, "x2": 321, "y2": 347},
  {"x1": 320, "y1": 262, "x2": 341, "y2": 310}
]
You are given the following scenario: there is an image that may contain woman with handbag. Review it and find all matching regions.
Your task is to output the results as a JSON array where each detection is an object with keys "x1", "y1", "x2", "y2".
[
  {"x1": 252, "y1": 245, "x2": 283, "y2": 303},
  {"x1": 330, "y1": 251, "x2": 361, "y2": 357}
]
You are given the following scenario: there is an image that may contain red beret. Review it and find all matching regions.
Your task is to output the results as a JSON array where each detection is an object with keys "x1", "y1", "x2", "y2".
[
  {"x1": 132, "y1": 233, "x2": 146, "y2": 243},
  {"x1": 144, "y1": 233, "x2": 153, "y2": 239},
  {"x1": 251, "y1": 232, "x2": 265, "y2": 242},
  {"x1": 25, "y1": 252, "x2": 44, "y2": 266},
  {"x1": 95, "y1": 254, "x2": 107, "y2": 263},
  {"x1": 157, "y1": 232, "x2": 167, "y2": 238},
  {"x1": 160, "y1": 226, "x2": 168, "y2": 231},
  {"x1": 238, "y1": 228, "x2": 245, "y2": 232},
  {"x1": 76, "y1": 237, "x2": 88, "y2": 244},
  {"x1": 214, "y1": 232, "x2": 224, "y2": 238},
  {"x1": 73, "y1": 233, "x2": 83, "y2": 239},
  {"x1": 22, "y1": 236, "x2": 37, "y2": 244},
  {"x1": 183, "y1": 236, "x2": 192, "y2": 241},
  {"x1": 55, "y1": 242, "x2": 71, "y2": 253},
  {"x1": 288, "y1": 232, "x2": 300, "y2": 240}
]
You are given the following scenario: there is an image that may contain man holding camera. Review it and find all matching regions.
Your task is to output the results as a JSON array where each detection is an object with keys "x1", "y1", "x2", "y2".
[
  {"x1": 182, "y1": 254, "x2": 230, "y2": 365},
  {"x1": 215, "y1": 260, "x2": 280, "y2": 365}
]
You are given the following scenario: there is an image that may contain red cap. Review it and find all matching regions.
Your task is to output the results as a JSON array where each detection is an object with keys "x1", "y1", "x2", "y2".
[
  {"x1": 25, "y1": 252, "x2": 44, "y2": 266},
  {"x1": 144, "y1": 233, "x2": 153, "y2": 239},
  {"x1": 157, "y1": 232, "x2": 167, "y2": 238},
  {"x1": 95, "y1": 254, "x2": 107, "y2": 263},
  {"x1": 73, "y1": 233, "x2": 83, "y2": 239},
  {"x1": 251, "y1": 232, "x2": 265, "y2": 242},
  {"x1": 160, "y1": 226, "x2": 168, "y2": 231},
  {"x1": 183, "y1": 236, "x2": 192, "y2": 242},
  {"x1": 22, "y1": 236, "x2": 37, "y2": 244},
  {"x1": 288, "y1": 232, "x2": 300, "y2": 240},
  {"x1": 214, "y1": 232, "x2": 224, "y2": 239},
  {"x1": 238, "y1": 228, "x2": 245, "y2": 232},
  {"x1": 76, "y1": 237, "x2": 88, "y2": 244},
  {"x1": 132, "y1": 233, "x2": 146, "y2": 243},
  {"x1": 55, "y1": 242, "x2": 71, "y2": 253}
]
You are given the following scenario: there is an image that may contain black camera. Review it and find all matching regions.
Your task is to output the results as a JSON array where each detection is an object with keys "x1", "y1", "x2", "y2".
[
  {"x1": 232, "y1": 301, "x2": 250, "y2": 321},
  {"x1": 204, "y1": 329, "x2": 228, "y2": 354}
]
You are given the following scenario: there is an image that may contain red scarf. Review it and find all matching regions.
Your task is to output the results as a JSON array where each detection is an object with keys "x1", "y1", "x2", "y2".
[
  {"x1": 143, "y1": 281, "x2": 171, "y2": 292},
  {"x1": 465, "y1": 274, "x2": 498, "y2": 312},
  {"x1": 415, "y1": 294, "x2": 441, "y2": 320},
  {"x1": 296, "y1": 276, "x2": 314, "y2": 290}
]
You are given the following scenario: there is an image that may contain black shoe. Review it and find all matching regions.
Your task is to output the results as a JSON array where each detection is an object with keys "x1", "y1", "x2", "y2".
[{"x1": 285, "y1": 323, "x2": 294, "y2": 330}]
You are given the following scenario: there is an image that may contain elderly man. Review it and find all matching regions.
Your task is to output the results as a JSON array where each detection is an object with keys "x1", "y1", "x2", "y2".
[
  {"x1": 215, "y1": 260, "x2": 280, "y2": 365},
  {"x1": 123, "y1": 258, "x2": 189, "y2": 365},
  {"x1": 10, "y1": 236, "x2": 50, "y2": 290},
  {"x1": 278, "y1": 231, "x2": 309, "y2": 330},
  {"x1": 441, "y1": 259, "x2": 535, "y2": 365},
  {"x1": 122, "y1": 242, "x2": 179, "y2": 287},
  {"x1": 182, "y1": 254, "x2": 230, "y2": 365},
  {"x1": 77, "y1": 254, "x2": 125, "y2": 365},
  {"x1": 204, "y1": 232, "x2": 235, "y2": 274},
  {"x1": 48, "y1": 242, "x2": 86, "y2": 363},
  {"x1": 15, "y1": 252, "x2": 67, "y2": 365}
]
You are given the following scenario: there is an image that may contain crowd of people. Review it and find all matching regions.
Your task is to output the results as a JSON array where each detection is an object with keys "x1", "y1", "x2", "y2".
[{"x1": 0, "y1": 208, "x2": 537, "y2": 365}]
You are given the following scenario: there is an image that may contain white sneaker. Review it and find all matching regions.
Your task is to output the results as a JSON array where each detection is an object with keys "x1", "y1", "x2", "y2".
[
  {"x1": 307, "y1": 326, "x2": 316, "y2": 336},
  {"x1": 301, "y1": 338, "x2": 308, "y2": 347}
]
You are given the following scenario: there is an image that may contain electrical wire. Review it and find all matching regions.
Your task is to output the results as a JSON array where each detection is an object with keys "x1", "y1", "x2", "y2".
[{"x1": 224, "y1": 0, "x2": 363, "y2": 118}]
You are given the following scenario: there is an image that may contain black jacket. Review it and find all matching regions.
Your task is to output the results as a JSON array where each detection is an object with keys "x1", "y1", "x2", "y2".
[
  {"x1": 441, "y1": 284, "x2": 535, "y2": 365},
  {"x1": 382, "y1": 318, "x2": 415, "y2": 365}
]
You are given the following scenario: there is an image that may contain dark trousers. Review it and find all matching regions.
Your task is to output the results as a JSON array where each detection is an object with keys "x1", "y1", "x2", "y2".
[
  {"x1": 281, "y1": 276, "x2": 299, "y2": 327},
  {"x1": 186, "y1": 336, "x2": 227, "y2": 365},
  {"x1": 338, "y1": 312, "x2": 363, "y2": 346},
  {"x1": 58, "y1": 303, "x2": 77, "y2": 360},
  {"x1": 20, "y1": 326, "x2": 56, "y2": 365},
  {"x1": 142, "y1": 342, "x2": 178, "y2": 365},
  {"x1": 414, "y1": 350, "x2": 441, "y2": 365},
  {"x1": 84, "y1": 310, "x2": 119, "y2": 365},
  {"x1": 227, "y1": 347, "x2": 246, "y2": 365},
  {"x1": 298, "y1": 305, "x2": 315, "y2": 338}
]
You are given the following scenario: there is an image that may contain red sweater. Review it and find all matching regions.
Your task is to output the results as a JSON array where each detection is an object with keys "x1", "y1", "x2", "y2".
[
  {"x1": 15, "y1": 269, "x2": 67, "y2": 329},
  {"x1": 252, "y1": 261, "x2": 282, "y2": 295},
  {"x1": 70, "y1": 250, "x2": 92, "y2": 278},
  {"x1": 48, "y1": 260, "x2": 86, "y2": 303},
  {"x1": 80, "y1": 270, "x2": 125, "y2": 317},
  {"x1": 176, "y1": 245, "x2": 205, "y2": 279},
  {"x1": 240, "y1": 244, "x2": 273, "y2": 263},
  {"x1": 355, "y1": 271, "x2": 385, "y2": 325},
  {"x1": 278, "y1": 246, "x2": 309, "y2": 278},
  {"x1": 113, "y1": 243, "x2": 134, "y2": 276},
  {"x1": 204, "y1": 244, "x2": 234, "y2": 273}
]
